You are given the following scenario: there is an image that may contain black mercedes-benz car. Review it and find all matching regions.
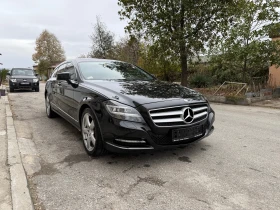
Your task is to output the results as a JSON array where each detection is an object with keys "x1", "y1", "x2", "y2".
[
  {"x1": 45, "y1": 58, "x2": 215, "y2": 156},
  {"x1": 8, "y1": 68, "x2": 40, "y2": 92}
]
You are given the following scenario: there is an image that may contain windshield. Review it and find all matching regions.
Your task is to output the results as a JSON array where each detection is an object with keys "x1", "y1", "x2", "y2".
[
  {"x1": 11, "y1": 69, "x2": 35, "y2": 76},
  {"x1": 78, "y1": 61, "x2": 154, "y2": 81}
]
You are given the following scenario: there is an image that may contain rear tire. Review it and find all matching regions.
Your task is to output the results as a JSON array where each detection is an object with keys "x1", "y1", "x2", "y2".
[
  {"x1": 81, "y1": 108, "x2": 106, "y2": 156},
  {"x1": 35, "y1": 88, "x2": 39, "y2": 92},
  {"x1": 45, "y1": 94, "x2": 57, "y2": 118}
]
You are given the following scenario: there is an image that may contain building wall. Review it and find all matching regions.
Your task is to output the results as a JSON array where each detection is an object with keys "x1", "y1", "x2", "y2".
[{"x1": 269, "y1": 37, "x2": 280, "y2": 88}]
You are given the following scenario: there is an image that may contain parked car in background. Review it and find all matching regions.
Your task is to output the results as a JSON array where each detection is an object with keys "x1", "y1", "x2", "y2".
[
  {"x1": 7, "y1": 68, "x2": 39, "y2": 92},
  {"x1": 45, "y1": 58, "x2": 215, "y2": 156}
]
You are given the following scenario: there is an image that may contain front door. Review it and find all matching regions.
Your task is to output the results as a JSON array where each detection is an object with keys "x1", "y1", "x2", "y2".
[{"x1": 60, "y1": 63, "x2": 79, "y2": 122}]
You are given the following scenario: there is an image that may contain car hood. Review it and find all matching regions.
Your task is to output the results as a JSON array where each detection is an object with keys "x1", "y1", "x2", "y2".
[
  {"x1": 84, "y1": 80, "x2": 206, "y2": 107},
  {"x1": 11, "y1": 75, "x2": 37, "y2": 79}
]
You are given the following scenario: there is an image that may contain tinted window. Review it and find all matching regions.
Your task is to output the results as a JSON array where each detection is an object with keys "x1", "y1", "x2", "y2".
[
  {"x1": 55, "y1": 64, "x2": 66, "y2": 76},
  {"x1": 51, "y1": 64, "x2": 66, "y2": 78},
  {"x1": 78, "y1": 61, "x2": 154, "y2": 81},
  {"x1": 51, "y1": 68, "x2": 59, "y2": 78},
  {"x1": 65, "y1": 63, "x2": 77, "y2": 80},
  {"x1": 11, "y1": 69, "x2": 34, "y2": 76}
]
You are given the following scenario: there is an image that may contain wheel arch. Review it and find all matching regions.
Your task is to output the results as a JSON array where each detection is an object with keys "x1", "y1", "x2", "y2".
[
  {"x1": 78, "y1": 103, "x2": 105, "y2": 144},
  {"x1": 79, "y1": 104, "x2": 91, "y2": 127}
]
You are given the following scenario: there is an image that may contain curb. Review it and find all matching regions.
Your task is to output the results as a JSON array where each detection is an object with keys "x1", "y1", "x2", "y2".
[{"x1": 5, "y1": 95, "x2": 34, "y2": 210}]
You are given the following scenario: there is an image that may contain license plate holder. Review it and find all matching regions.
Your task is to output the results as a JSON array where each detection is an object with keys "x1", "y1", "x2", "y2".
[
  {"x1": 21, "y1": 82, "x2": 30, "y2": 85},
  {"x1": 172, "y1": 125, "x2": 203, "y2": 142}
]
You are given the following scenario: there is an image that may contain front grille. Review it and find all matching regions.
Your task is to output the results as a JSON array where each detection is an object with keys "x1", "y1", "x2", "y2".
[{"x1": 149, "y1": 103, "x2": 208, "y2": 127}]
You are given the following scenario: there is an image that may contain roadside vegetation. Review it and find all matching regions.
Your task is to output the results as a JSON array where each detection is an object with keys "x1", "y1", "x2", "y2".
[
  {"x1": 0, "y1": 69, "x2": 9, "y2": 86},
  {"x1": 32, "y1": 0, "x2": 280, "y2": 91}
]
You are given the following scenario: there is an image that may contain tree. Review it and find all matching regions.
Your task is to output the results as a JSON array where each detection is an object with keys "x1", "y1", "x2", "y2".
[
  {"x1": 32, "y1": 30, "x2": 65, "y2": 78},
  {"x1": 114, "y1": 35, "x2": 141, "y2": 65},
  {"x1": 139, "y1": 41, "x2": 181, "y2": 82},
  {"x1": 118, "y1": 0, "x2": 236, "y2": 86},
  {"x1": 0, "y1": 69, "x2": 8, "y2": 86},
  {"x1": 209, "y1": 0, "x2": 280, "y2": 84},
  {"x1": 89, "y1": 16, "x2": 115, "y2": 59}
]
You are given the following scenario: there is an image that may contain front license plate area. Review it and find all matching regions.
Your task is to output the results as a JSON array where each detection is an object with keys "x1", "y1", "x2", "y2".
[
  {"x1": 21, "y1": 82, "x2": 30, "y2": 85},
  {"x1": 172, "y1": 125, "x2": 203, "y2": 142}
]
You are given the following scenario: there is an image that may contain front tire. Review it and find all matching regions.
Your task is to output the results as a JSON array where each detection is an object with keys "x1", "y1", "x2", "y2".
[
  {"x1": 10, "y1": 87, "x2": 14, "y2": 92},
  {"x1": 81, "y1": 108, "x2": 106, "y2": 156},
  {"x1": 35, "y1": 87, "x2": 39, "y2": 92},
  {"x1": 45, "y1": 94, "x2": 57, "y2": 118}
]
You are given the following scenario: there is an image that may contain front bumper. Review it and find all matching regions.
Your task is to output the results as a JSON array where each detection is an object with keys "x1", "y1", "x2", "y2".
[
  {"x1": 102, "y1": 111, "x2": 215, "y2": 153},
  {"x1": 9, "y1": 81, "x2": 39, "y2": 90}
]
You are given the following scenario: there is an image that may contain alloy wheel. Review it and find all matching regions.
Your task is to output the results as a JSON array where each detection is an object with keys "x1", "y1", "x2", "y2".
[
  {"x1": 45, "y1": 95, "x2": 51, "y2": 116},
  {"x1": 82, "y1": 113, "x2": 96, "y2": 152}
]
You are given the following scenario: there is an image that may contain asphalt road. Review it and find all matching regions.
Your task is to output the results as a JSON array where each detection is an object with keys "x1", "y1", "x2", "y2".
[{"x1": 9, "y1": 83, "x2": 280, "y2": 210}]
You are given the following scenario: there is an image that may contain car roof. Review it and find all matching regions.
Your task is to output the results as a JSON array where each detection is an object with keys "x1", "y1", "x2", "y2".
[{"x1": 63, "y1": 58, "x2": 119, "y2": 66}]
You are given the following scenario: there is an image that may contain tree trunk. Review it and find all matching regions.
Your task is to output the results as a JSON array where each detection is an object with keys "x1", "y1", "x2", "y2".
[
  {"x1": 179, "y1": 2, "x2": 188, "y2": 87},
  {"x1": 180, "y1": 43, "x2": 188, "y2": 86},
  {"x1": 243, "y1": 57, "x2": 247, "y2": 81}
]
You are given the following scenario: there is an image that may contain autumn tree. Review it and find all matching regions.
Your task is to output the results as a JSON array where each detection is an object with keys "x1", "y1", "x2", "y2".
[
  {"x1": 89, "y1": 16, "x2": 114, "y2": 59},
  {"x1": 114, "y1": 35, "x2": 141, "y2": 65},
  {"x1": 32, "y1": 30, "x2": 65, "y2": 78},
  {"x1": 118, "y1": 0, "x2": 236, "y2": 86}
]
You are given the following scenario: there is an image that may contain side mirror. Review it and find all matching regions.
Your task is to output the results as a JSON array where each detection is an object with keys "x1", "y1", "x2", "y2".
[
  {"x1": 7, "y1": 72, "x2": 10, "y2": 76},
  {"x1": 57, "y1": 72, "x2": 70, "y2": 81},
  {"x1": 57, "y1": 72, "x2": 78, "y2": 88},
  {"x1": 35, "y1": 73, "x2": 39, "y2": 76}
]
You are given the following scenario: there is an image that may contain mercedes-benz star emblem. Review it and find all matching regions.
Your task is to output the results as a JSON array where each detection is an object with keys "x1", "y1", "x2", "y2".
[{"x1": 183, "y1": 107, "x2": 194, "y2": 123}]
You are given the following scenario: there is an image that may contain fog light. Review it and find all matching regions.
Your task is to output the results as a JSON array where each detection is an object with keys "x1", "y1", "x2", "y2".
[{"x1": 208, "y1": 112, "x2": 215, "y2": 127}]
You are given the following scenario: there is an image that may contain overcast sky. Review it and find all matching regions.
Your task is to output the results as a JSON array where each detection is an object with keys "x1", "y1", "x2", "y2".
[{"x1": 0, "y1": 0, "x2": 127, "y2": 68}]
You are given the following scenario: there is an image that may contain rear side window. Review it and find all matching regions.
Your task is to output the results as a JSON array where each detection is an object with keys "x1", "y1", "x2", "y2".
[
  {"x1": 53, "y1": 64, "x2": 66, "y2": 78},
  {"x1": 51, "y1": 64, "x2": 65, "y2": 78},
  {"x1": 51, "y1": 68, "x2": 59, "y2": 78}
]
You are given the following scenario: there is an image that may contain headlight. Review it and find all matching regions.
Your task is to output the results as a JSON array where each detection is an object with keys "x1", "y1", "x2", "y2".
[
  {"x1": 104, "y1": 100, "x2": 145, "y2": 123},
  {"x1": 10, "y1": 79, "x2": 17, "y2": 82},
  {"x1": 33, "y1": 78, "x2": 39, "y2": 83}
]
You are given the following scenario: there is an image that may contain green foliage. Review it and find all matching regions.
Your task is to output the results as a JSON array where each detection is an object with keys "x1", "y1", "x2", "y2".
[
  {"x1": 269, "y1": 23, "x2": 280, "y2": 38},
  {"x1": 37, "y1": 60, "x2": 50, "y2": 78},
  {"x1": 89, "y1": 16, "x2": 115, "y2": 59},
  {"x1": 208, "y1": 0, "x2": 280, "y2": 84},
  {"x1": 190, "y1": 73, "x2": 212, "y2": 88},
  {"x1": 118, "y1": 0, "x2": 236, "y2": 86},
  {"x1": 138, "y1": 42, "x2": 181, "y2": 82},
  {"x1": 113, "y1": 35, "x2": 141, "y2": 65},
  {"x1": 0, "y1": 69, "x2": 9, "y2": 85}
]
